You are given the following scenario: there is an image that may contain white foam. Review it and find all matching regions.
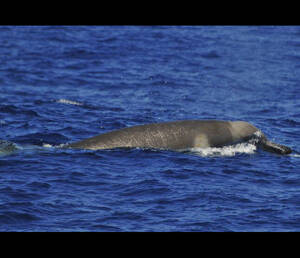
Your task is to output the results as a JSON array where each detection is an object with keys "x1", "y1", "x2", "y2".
[
  {"x1": 42, "y1": 143, "x2": 53, "y2": 148},
  {"x1": 253, "y1": 130, "x2": 264, "y2": 138},
  {"x1": 290, "y1": 153, "x2": 300, "y2": 158},
  {"x1": 186, "y1": 142, "x2": 257, "y2": 157},
  {"x1": 56, "y1": 99, "x2": 83, "y2": 106}
]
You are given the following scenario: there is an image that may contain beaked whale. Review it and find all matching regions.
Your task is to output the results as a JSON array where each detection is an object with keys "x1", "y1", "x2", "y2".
[{"x1": 66, "y1": 120, "x2": 292, "y2": 155}]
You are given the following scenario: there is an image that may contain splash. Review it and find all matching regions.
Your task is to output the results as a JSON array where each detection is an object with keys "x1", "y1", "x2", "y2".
[
  {"x1": 181, "y1": 131, "x2": 264, "y2": 157},
  {"x1": 186, "y1": 142, "x2": 258, "y2": 157}
]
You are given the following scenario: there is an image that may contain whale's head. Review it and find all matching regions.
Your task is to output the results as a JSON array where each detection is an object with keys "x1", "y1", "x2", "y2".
[
  {"x1": 229, "y1": 121, "x2": 292, "y2": 155},
  {"x1": 260, "y1": 140, "x2": 292, "y2": 155},
  {"x1": 229, "y1": 121, "x2": 259, "y2": 141}
]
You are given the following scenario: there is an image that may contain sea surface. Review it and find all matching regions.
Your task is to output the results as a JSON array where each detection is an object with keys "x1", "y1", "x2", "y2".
[{"x1": 0, "y1": 26, "x2": 299, "y2": 231}]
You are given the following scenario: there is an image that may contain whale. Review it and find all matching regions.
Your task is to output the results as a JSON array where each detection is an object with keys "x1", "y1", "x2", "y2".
[{"x1": 65, "y1": 120, "x2": 292, "y2": 155}]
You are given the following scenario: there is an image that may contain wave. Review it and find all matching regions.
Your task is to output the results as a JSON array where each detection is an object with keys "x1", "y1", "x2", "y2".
[
  {"x1": 200, "y1": 50, "x2": 221, "y2": 59},
  {"x1": 0, "y1": 211, "x2": 40, "y2": 224},
  {"x1": 12, "y1": 132, "x2": 69, "y2": 146},
  {"x1": 0, "y1": 104, "x2": 39, "y2": 117}
]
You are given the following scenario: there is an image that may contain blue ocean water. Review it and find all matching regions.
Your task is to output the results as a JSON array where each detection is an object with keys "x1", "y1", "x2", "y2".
[{"x1": 0, "y1": 26, "x2": 299, "y2": 232}]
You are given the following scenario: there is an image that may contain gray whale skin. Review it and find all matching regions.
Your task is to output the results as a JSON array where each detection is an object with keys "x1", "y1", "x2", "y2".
[{"x1": 66, "y1": 120, "x2": 292, "y2": 155}]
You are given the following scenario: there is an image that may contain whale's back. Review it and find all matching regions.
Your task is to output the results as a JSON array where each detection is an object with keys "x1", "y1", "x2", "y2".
[{"x1": 67, "y1": 120, "x2": 239, "y2": 150}]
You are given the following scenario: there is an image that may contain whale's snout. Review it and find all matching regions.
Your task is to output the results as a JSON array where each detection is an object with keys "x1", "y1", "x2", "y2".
[{"x1": 261, "y1": 140, "x2": 292, "y2": 155}]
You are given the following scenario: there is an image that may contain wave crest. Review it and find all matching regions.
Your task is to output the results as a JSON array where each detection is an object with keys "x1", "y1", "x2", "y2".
[{"x1": 56, "y1": 99, "x2": 83, "y2": 106}]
